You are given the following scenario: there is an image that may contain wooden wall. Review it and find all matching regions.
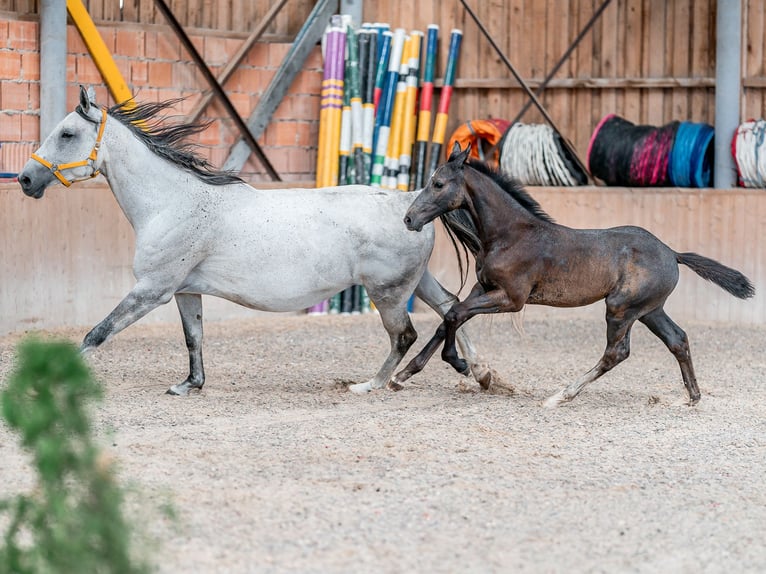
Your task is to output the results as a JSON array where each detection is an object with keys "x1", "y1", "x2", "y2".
[{"x1": 361, "y1": 0, "x2": 766, "y2": 164}]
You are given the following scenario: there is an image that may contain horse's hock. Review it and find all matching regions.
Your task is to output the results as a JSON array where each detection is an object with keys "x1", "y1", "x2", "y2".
[{"x1": 1, "y1": 180, "x2": 761, "y2": 335}]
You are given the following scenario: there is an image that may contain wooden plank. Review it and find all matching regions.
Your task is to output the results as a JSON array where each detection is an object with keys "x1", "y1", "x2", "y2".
[{"x1": 645, "y1": 0, "x2": 666, "y2": 125}]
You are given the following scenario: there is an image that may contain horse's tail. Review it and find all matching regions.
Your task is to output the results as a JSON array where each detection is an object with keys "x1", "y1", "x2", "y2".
[{"x1": 676, "y1": 252, "x2": 755, "y2": 299}]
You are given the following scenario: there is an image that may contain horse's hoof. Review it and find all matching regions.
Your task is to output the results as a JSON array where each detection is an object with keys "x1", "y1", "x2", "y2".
[
  {"x1": 454, "y1": 359, "x2": 470, "y2": 376},
  {"x1": 687, "y1": 395, "x2": 701, "y2": 406},
  {"x1": 166, "y1": 385, "x2": 188, "y2": 396},
  {"x1": 387, "y1": 380, "x2": 404, "y2": 392},
  {"x1": 348, "y1": 381, "x2": 373, "y2": 394}
]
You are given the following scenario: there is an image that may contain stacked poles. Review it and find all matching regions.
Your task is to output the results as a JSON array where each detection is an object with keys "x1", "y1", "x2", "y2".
[
  {"x1": 427, "y1": 29, "x2": 463, "y2": 178},
  {"x1": 311, "y1": 20, "x2": 463, "y2": 314},
  {"x1": 413, "y1": 25, "x2": 439, "y2": 189}
]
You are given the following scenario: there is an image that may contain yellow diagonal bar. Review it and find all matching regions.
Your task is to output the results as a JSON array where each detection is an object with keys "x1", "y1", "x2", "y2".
[{"x1": 67, "y1": 0, "x2": 133, "y2": 105}]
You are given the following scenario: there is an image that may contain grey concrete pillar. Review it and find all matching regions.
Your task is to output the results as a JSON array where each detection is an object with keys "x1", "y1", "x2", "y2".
[
  {"x1": 39, "y1": 0, "x2": 68, "y2": 140},
  {"x1": 714, "y1": 0, "x2": 742, "y2": 188}
]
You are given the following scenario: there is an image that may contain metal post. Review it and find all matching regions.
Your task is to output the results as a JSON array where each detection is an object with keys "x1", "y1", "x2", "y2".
[
  {"x1": 714, "y1": 0, "x2": 742, "y2": 188},
  {"x1": 40, "y1": 0, "x2": 67, "y2": 139}
]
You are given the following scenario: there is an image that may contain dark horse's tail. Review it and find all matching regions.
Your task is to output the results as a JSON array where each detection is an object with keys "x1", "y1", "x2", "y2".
[{"x1": 676, "y1": 252, "x2": 755, "y2": 299}]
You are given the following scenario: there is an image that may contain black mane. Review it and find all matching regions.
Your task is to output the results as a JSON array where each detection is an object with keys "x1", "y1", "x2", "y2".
[
  {"x1": 465, "y1": 159, "x2": 555, "y2": 223},
  {"x1": 107, "y1": 99, "x2": 243, "y2": 186},
  {"x1": 439, "y1": 159, "x2": 554, "y2": 288}
]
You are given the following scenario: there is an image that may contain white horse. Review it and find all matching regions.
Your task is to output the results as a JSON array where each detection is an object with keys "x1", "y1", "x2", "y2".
[{"x1": 18, "y1": 86, "x2": 499, "y2": 395}]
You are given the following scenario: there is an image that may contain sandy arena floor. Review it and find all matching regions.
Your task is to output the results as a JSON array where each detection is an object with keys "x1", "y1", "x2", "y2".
[{"x1": 1, "y1": 310, "x2": 764, "y2": 573}]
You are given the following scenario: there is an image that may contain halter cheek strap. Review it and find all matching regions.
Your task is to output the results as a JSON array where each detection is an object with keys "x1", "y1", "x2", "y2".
[{"x1": 31, "y1": 107, "x2": 108, "y2": 188}]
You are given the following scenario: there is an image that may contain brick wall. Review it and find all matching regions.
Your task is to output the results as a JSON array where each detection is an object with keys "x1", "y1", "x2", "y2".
[{"x1": 0, "y1": 16, "x2": 322, "y2": 182}]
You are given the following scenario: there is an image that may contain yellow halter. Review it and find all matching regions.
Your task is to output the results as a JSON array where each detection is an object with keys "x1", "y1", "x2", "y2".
[{"x1": 30, "y1": 107, "x2": 107, "y2": 187}]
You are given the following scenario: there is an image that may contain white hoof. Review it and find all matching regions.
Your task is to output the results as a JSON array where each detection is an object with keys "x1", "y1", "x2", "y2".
[{"x1": 348, "y1": 381, "x2": 373, "y2": 394}]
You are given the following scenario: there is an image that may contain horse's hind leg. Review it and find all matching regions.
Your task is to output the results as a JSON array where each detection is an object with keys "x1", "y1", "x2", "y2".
[
  {"x1": 639, "y1": 308, "x2": 700, "y2": 405},
  {"x1": 167, "y1": 293, "x2": 205, "y2": 396},
  {"x1": 414, "y1": 269, "x2": 504, "y2": 390},
  {"x1": 348, "y1": 294, "x2": 417, "y2": 394},
  {"x1": 543, "y1": 314, "x2": 635, "y2": 408}
]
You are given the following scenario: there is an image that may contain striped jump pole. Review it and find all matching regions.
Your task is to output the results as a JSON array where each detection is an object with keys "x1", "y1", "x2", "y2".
[
  {"x1": 316, "y1": 18, "x2": 346, "y2": 188},
  {"x1": 370, "y1": 28, "x2": 406, "y2": 187},
  {"x1": 359, "y1": 28, "x2": 377, "y2": 185},
  {"x1": 397, "y1": 30, "x2": 423, "y2": 191},
  {"x1": 413, "y1": 24, "x2": 438, "y2": 189},
  {"x1": 427, "y1": 28, "x2": 462, "y2": 178},
  {"x1": 383, "y1": 34, "x2": 412, "y2": 189}
]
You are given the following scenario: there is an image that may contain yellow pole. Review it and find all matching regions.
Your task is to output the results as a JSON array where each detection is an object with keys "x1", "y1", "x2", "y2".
[{"x1": 66, "y1": 0, "x2": 133, "y2": 106}]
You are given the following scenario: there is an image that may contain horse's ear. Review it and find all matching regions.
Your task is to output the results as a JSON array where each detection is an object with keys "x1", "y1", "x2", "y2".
[
  {"x1": 79, "y1": 85, "x2": 91, "y2": 113},
  {"x1": 448, "y1": 141, "x2": 462, "y2": 161},
  {"x1": 454, "y1": 142, "x2": 471, "y2": 167}
]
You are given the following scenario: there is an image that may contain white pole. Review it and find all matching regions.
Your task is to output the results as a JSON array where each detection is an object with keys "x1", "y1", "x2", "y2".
[{"x1": 714, "y1": 0, "x2": 742, "y2": 188}]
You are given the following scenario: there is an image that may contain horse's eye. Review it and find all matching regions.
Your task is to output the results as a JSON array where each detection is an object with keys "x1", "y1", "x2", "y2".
[
  {"x1": 433, "y1": 181, "x2": 444, "y2": 189},
  {"x1": 60, "y1": 131, "x2": 74, "y2": 139}
]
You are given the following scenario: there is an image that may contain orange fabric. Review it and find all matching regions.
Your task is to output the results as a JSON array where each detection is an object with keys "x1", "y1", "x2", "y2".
[{"x1": 446, "y1": 118, "x2": 510, "y2": 166}]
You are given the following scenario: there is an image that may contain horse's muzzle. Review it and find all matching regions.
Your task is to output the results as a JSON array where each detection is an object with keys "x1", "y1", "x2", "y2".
[
  {"x1": 403, "y1": 214, "x2": 424, "y2": 232},
  {"x1": 18, "y1": 163, "x2": 49, "y2": 198}
]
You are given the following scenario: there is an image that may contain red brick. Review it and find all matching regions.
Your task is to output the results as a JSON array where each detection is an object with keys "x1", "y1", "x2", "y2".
[
  {"x1": 28, "y1": 82, "x2": 39, "y2": 109},
  {"x1": 20, "y1": 52, "x2": 39, "y2": 80},
  {"x1": 77, "y1": 55, "x2": 103, "y2": 84},
  {"x1": 290, "y1": 94, "x2": 320, "y2": 121},
  {"x1": 172, "y1": 61, "x2": 202, "y2": 88},
  {"x1": 146, "y1": 31, "x2": 180, "y2": 60},
  {"x1": 156, "y1": 88, "x2": 183, "y2": 103},
  {"x1": 268, "y1": 43, "x2": 290, "y2": 67},
  {"x1": 115, "y1": 29, "x2": 144, "y2": 58},
  {"x1": 148, "y1": 61, "x2": 173, "y2": 87},
  {"x1": 0, "y1": 113, "x2": 22, "y2": 141},
  {"x1": 227, "y1": 91, "x2": 251, "y2": 117},
  {"x1": 0, "y1": 21, "x2": 9, "y2": 47},
  {"x1": 288, "y1": 147, "x2": 315, "y2": 174},
  {"x1": 303, "y1": 47, "x2": 323, "y2": 70},
  {"x1": 66, "y1": 54, "x2": 76, "y2": 78},
  {"x1": 130, "y1": 60, "x2": 148, "y2": 85},
  {"x1": 197, "y1": 119, "x2": 220, "y2": 146},
  {"x1": 203, "y1": 36, "x2": 227, "y2": 66},
  {"x1": 1, "y1": 81, "x2": 29, "y2": 111},
  {"x1": 0, "y1": 51, "x2": 22, "y2": 79},
  {"x1": 246, "y1": 44, "x2": 268, "y2": 67},
  {"x1": 99, "y1": 28, "x2": 116, "y2": 52},
  {"x1": 270, "y1": 96, "x2": 292, "y2": 121},
  {"x1": 20, "y1": 113, "x2": 39, "y2": 142},
  {"x1": 66, "y1": 24, "x2": 87, "y2": 53},
  {"x1": 292, "y1": 70, "x2": 322, "y2": 95},
  {"x1": 7, "y1": 21, "x2": 37, "y2": 51}
]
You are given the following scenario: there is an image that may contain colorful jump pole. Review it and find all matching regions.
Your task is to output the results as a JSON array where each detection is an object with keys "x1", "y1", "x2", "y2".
[
  {"x1": 371, "y1": 28, "x2": 406, "y2": 187},
  {"x1": 316, "y1": 18, "x2": 346, "y2": 188},
  {"x1": 359, "y1": 29, "x2": 377, "y2": 185},
  {"x1": 427, "y1": 28, "x2": 462, "y2": 178},
  {"x1": 383, "y1": 34, "x2": 412, "y2": 189},
  {"x1": 372, "y1": 30, "x2": 393, "y2": 113},
  {"x1": 413, "y1": 25, "x2": 438, "y2": 189},
  {"x1": 397, "y1": 30, "x2": 423, "y2": 191}
]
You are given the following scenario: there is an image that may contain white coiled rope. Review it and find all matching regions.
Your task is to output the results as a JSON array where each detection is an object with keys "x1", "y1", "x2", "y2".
[
  {"x1": 500, "y1": 123, "x2": 579, "y2": 186},
  {"x1": 733, "y1": 119, "x2": 766, "y2": 188}
]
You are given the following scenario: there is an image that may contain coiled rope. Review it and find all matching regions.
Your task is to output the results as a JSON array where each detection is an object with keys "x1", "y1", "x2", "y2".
[
  {"x1": 499, "y1": 123, "x2": 587, "y2": 186},
  {"x1": 732, "y1": 119, "x2": 766, "y2": 188},
  {"x1": 588, "y1": 114, "x2": 715, "y2": 187}
]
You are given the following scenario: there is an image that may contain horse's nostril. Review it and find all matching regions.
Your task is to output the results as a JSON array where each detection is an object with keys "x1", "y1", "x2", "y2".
[
  {"x1": 18, "y1": 175, "x2": 31, "y2": 189},
  {"x1": 404, "y1": 216, "x2": 411, "y2": 225}
]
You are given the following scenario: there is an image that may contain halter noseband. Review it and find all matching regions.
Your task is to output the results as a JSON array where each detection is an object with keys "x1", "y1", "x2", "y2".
[{"x1": 30, "y1": 106, "x2": 107, "y2": 187}]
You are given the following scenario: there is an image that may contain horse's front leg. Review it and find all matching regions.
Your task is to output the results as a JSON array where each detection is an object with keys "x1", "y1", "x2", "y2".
[
  {"x1": 389, "y1": 322, "x2": 448, "y2": 388},
  {"x1": 168, "y1": 293, "x2": 205, "y2": 396},
  {"x1": 81, "y1": 280, "x2": 175, "y2": 352},
  {"x1": 441, "y1": 286, "x2": 518, "y2": 374}
]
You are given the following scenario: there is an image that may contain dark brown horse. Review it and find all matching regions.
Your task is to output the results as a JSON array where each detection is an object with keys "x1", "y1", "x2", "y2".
[{"x1": 393, "y1": 143, "x2": 755, "y2": 407}]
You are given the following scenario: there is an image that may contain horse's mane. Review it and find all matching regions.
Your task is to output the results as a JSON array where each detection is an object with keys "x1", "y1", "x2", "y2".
[
  {"x1": 440, "y1": 159, "x2": 554, "y2": 287},
  {"x1": 107, "y1": 99, "x2": 243, "y2": 186}
]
